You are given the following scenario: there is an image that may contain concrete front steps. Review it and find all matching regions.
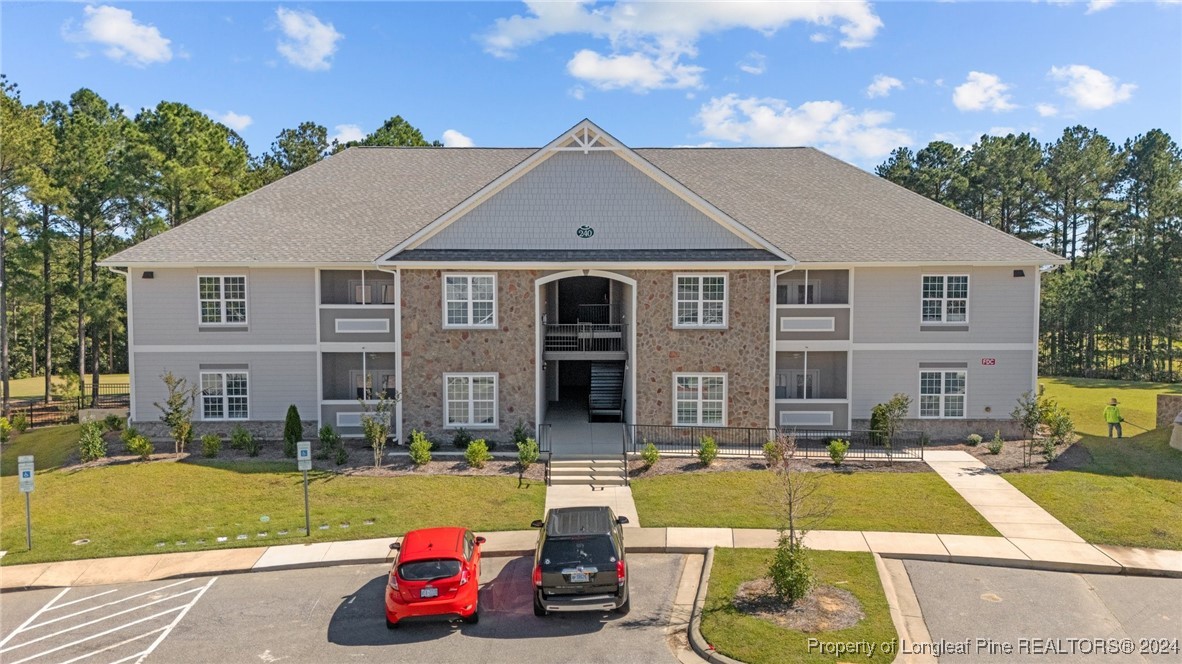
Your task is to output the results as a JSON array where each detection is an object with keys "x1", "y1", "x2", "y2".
[{"x1": 548, "y1": 457, "x2": 628, "y2": 486}]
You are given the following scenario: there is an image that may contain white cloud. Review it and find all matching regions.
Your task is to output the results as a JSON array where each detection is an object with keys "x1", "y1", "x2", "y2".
[
  {"x1": 1035, "y1": 103, "x2": 1059, "y2": 117},
  {"x1": 952, "y1": 71, "x2": 1016, "y2": 112},
  {"x1": 275, "y1": 7, "x2": 342, "y2": 71},
  {"x1": 568, "y1": 85, "x2": 586, "y2": 100},
  {"x1": 214, "y1": 111, "x2": 252, "y2": 132},
  {"x1": 866, "y1": 74, "x2": 903, "y2": 98},
  {"x1": 441, "y1": 129, "x2": 475, "y2": 147},
  {"x1": 1048, "y1": 64, "x2": 1135, "y2": 109},
  {"x1": 695, "y1": 94, "x2": 911, "y2": 162},
  {"x1": 484, "y1": 1, "x2": 881, "y2": 92},
  {"x1": 809, "y1": 32, "x2": 830, "y2": 43},
  {"x1": 738, "y1": 52, "x2": 766, "y2": 75},
  {"x1": 1086, "y1": 0, "x2": 1118, "y2": 13},
  {"x1": 70, "y1": 5, "x2": 172, "y2": 67},
  {"x1": 331, "y1": 124, "x2": 365, "y2": 145},
  {"x1": 567, "y1": 49, "x2": 703, "y2": 91}
]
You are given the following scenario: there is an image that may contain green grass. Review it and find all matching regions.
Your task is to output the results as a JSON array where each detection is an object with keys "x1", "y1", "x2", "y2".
[
  {"x1": 1005, "y1": 428, "x2": 1182, "y2": 550},
  {"x1": 0, "y1": 455, "x2": 544, "y2": 565},
  {"x1": 6, "y1": 373, "x2": 129, "y2": 400},
  {"x1": 1040, "y1": 376, "x2": 1181, "y2": 437},
  {"x1": 701, "y1": 549, "x2": 897, "y2": 664},
  {"x1": 0, "y1": 424, "x2": 82, "y2": 475},
  {"x1": 632, "y1": 471, "x2": 998, "y2": 536}
]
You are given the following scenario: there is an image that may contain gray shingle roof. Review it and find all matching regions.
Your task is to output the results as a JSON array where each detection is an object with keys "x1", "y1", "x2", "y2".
[
  {"x1": 103, "y1": 145, "x2": 1062, "y2": 266},
  {"x1": 392, "y1": 249, "x2": 782, "y2": 262}
]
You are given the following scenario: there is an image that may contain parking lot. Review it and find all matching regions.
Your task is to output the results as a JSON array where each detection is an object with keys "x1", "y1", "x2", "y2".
[{"x1": 1, "y1": 554, "x2": 686, "y2": 664}]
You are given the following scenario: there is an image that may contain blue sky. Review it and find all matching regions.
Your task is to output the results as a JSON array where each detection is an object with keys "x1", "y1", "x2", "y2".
[{"x1": 3, "y1": 1, "x2": 1179, "y2": 168}]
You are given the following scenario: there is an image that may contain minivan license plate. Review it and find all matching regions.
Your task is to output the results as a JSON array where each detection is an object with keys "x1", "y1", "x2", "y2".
[
  {"x1": 421, "y1": 587, "x2": 438, "y2": 598},
  {"x1": 569, "y1": 572, "x2": 589, "y2": 583}
]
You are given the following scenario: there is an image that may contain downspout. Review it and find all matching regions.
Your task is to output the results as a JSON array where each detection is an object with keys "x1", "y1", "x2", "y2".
[
  {"x1": 375, "y1": 264, "x2": 402, "y2": 443},
  {"x1": 106, "y1": 266, "x2": 133, "y2": 422},
  {"x1": 770, "y1": 266, "x2": 795, "y2": 430}
]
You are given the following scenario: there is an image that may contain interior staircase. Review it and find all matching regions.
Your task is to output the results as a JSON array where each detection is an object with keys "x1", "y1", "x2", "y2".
[
  {"x1": 588, "y1": 361, "x2": 625, "y2": 422},
  {"x1": 548, "y1": 458, "x2": 628, "y2": 486}
]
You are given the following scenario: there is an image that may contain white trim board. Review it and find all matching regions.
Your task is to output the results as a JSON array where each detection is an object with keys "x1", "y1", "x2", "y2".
[
  {"x1": 135, "y1": 344, "x2": 317, "y2": 353},
  {"x1": 779, "y1": 317, "x2": 835, "y2": 332},
  {"x1": 779, "y1": 411, "x2": 835, "y2": 427}
]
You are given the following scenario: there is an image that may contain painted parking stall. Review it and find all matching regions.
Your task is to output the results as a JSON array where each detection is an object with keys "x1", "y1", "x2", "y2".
[{"x1": 0, "y1": 577, "x2": 215, "y2": 664}]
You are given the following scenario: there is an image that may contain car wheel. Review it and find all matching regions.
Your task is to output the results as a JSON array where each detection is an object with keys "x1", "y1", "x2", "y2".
[
  {"x1": 462, "y1": 607, "x2": 480, "y2": 624},
  {"x1": 386, "y1": 618, "x2": 398, "y2": 630},
  {"x1": 533, "y1": 594, "x2": 548, "y2": 617},
  {"x1": 615, "y1": 597, "x2": 630, "y2": 615}
]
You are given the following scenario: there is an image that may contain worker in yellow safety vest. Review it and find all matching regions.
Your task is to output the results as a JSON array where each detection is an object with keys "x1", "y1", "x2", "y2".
[{"x1": 1104, "y1": 398, "x2": 1123, "y2": 439}]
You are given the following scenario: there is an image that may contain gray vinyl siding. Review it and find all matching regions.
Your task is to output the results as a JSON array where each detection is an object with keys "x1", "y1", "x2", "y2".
[
  {"x1": 852, "y1": 266, "x2": 1037, "y2": 343},
  {"x1": 775, "y1": 307, "x2": 850, "y2": 341},
  {"x1": 776, "y1": 402, "x2": 849, "y2": 430},
  {"x1": 131, "y1": 351, "x2": 317, "y2": 423},
  {"x1": 318, "y1": 308, "x2": 397, "y2": 343},
  {"x1": 130, "y1": 268, "x2": 316, "y2": 346},
  {"x1": 417, "y1": 151, "x2": 753, "y2": 251},
  {"x1": 851, "y1": 349, "x2": 1033, "y2": 420}
]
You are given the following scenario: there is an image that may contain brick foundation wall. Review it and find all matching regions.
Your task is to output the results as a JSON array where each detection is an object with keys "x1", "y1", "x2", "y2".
[
  {"x1": 400, "y1": 269, "x2": 537, "y2": 443},
  {"x1": 633, "y1": 270, "x2": 770, "y2": 428}
]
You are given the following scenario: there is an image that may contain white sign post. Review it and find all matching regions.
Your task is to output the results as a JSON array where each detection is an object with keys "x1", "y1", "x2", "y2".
[
  {"x1": 297, "y1": 441, "x2": 311, "y2": 536},
  {"x1": 18, "y1": 455, "x2": 34, "y2": 549}
]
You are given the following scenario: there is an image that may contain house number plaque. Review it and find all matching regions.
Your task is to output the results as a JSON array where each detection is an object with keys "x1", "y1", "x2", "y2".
[{"x1": 576, "y1": 225, "x2": 594, "y2": 239}]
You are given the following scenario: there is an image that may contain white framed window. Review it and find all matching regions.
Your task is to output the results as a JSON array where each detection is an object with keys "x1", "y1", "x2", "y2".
[
  {"x1": 921, "y1": 275, "x2": 969, "y2": 324},
  {"x1": 674, "y1": 274, "x2": 727, "y2": 328},
  {"x1": 444, "y1": 373, "x2": 497, "y2": 428},
  {"x1": 201, "y1": 371, "x2": 249, "y2": 420},
  {"x1": 198, "y1": 275, "x2": 247, "y2": 325},
  {"x1": 674, "y1": 373, "x2": 727, "y2": 426},
  {"x1": 350, "y1": 370, "x2": 398, "y2": 400},
  {"x1": 919, "y1": 370, "x2": 966, "y2": 418},
  {"x1": 443, "y1": 274, "x2": 496, "y2": 328}
]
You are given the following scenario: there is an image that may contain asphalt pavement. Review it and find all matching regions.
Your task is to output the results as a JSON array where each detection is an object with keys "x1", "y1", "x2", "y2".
[
  {"x1": 904, "y1": 559, "x2": 1182, "y2": 663},
  {"x1": 1, "y1": 554, "x2": 685, "y2": 664}
]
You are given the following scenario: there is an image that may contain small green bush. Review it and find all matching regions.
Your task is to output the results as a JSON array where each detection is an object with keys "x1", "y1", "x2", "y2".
[
  {"x1": 229, "y1": 424, "x2": 251, "y2": 450},
  {"x1": 334, "y1": 444, "x2": 348, "y2": 465},
  {"x1": 79, "y1": 422, "x2": 107, "y2": 462},
  {"x1": 283, "y1": 405, "x2": 302, "y2": 458},
  {"x1": 317, "y1": 425, "x2": 341, "y2": 460},
  {"x1": 967, "y1": 433, "x2": 983, "y2": 447},
  {"x1": 762, "y1": 441, "x2": 781, "y2": 467},
  {"x1": 517, "y1": 437, "x2": 540, "y2": 469},
  {"x1": 409, "y1": 430, "x2": 433, "y2": 466},
  {"x1": 452, "y1": 428, "x2": 474, "y2": 450},
  {"x1": 0, "y1": 417, "x2": 11, "y2": 444},
  {"x1": 511, "y1": 420, "x2": 530, "y2": 445},
  {"x1": 869, "y1": 403, "x2": 889, "y2": 445},
  {"x1": 697, "y1": 435, "x2": 718, "y2": 466},
  {"x1": 827, "y1": 438, "x2": 850, "y2": 466},
  {"x1": 641, "y1": 441, "x2": 660, "y2": 469},
  {"x1": 201, "y1": 433, "x2": 221, "y2": 458},
  {"x1": 769, "y1": 535, "x2": 813, "y2": 603},
  {"x1": 126, "y1": 435, "x2": 154, "y2": 460},
  {"x1": 104, "y1": 414, "x2": 124, "y2": 431},
  {"x1": 987, "y1": 431, "x2": 1004, "y2": 455},
  {"x1": 465, "y1": 439, "x2": 492, "y2": 468},
  {"x1": 11, "y1": 411, "x2": 29, "y2": 433},
  {"x1": 241, "y1": 429, "x2": 260, "y2": 457},
  {"x1": 1042, "y1": 438, "x2": 1057, "y2": 461},
  {"x1": 121, "y1": 425, "x2": 141, "y2": 444}
]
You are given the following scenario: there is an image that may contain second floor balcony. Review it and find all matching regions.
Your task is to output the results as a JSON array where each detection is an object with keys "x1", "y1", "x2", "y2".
[{"x1": 543, "y1": 323, "x2": 627, "y2": 360}]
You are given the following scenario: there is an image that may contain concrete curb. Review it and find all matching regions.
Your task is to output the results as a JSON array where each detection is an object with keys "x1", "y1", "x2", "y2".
[{"x1": 685, "y1": 547, "x2": 745, "y2": 664}]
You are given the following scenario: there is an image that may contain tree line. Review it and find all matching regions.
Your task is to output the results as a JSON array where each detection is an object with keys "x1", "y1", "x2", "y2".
[
  {"x1": 0, "y1": 76, "x2": 439, "y2": 411},
  {"x1": 877, "y1": 127, "x2": 1182, "y2": 382}
]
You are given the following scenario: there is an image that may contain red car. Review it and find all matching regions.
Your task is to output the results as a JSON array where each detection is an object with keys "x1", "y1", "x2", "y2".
[{"x1": 385, "y1": 527, "x2": 485, "y2": 628}]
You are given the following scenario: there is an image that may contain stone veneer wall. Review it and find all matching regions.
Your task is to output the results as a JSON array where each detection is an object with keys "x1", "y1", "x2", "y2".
[
  {"x1": 1158, "y1": 394, "x2": 1182, "y2": 429},
  {"x1": 853, "y1": 418, "x2": 1021, "y2": 443},
  {"x1": 633, "y1": 270, "x2": 770, "y2": 428},
  {"x1": 400, "y1": 269, "x2": 537, "y2": 443}
]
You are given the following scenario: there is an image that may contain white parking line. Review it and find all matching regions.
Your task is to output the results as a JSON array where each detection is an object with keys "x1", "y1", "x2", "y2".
[
  {"x1": 55, "y1": 627, "x2": 166, "y2": 664},
  {"x1": 47, "y1": 589, "x2": 119, "y2": 612},
  {"x1": 6, "y1": 607, "x2": 187, "y2": 664},
  {"x1": 130, "y1": 577, "x2": 216, "y2": 664},
  {"x1": 0, "y1": 588, "x2": 69, "y2": 648},
  {"x1": 27, "y1": 580, "x2": 196, "y2": 629}
]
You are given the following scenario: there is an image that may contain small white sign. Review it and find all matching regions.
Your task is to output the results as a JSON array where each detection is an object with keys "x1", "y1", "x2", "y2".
[
  {"x1": 297, "y1": 441, "x2": 312, "y2": 471},
  {"x1": 18, "y1": 455, "x2": 34, "y2": 493}
]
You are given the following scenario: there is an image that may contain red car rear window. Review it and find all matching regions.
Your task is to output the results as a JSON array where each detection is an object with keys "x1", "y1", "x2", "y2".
[{"x1": 398, "y1": 558, "x2": 462, "y2": 582}]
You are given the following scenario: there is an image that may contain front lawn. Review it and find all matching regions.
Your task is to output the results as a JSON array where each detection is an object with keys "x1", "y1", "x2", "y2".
[
  {"x1": 1039, "y1": 376, "x2": 1180, "y2": 437},
  {"x1": 631, "y1": 470, "x2": 998, "y2": 536},
  {"x1": 701, "y1": 548, "x2": 897, "y2": 664},
  {"x1": 0, "y1": 424, "x2": 81, "y2": 475},
  {"x1": 1005, "y1": 428, "x2": 1182, "y2": 550},
  {"x1": 0, "y1": 456, "x2": 544, "y2": 565},
  {"x1": 6, "y1": 373, "x2": 129, "y2": 400}
]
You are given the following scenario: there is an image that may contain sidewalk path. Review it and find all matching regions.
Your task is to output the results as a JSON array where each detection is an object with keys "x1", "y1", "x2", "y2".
[{"x1": 544, "y1": 484, "x2": 641, "y2": 526}]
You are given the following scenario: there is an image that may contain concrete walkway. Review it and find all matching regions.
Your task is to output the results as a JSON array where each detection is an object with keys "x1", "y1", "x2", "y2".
[
  {"x1": 544, "y1": 483, "x2": 641, "y2": 525},
  {"x1": 4, "y1": 527, "x2": 1180, "y2": 592}
]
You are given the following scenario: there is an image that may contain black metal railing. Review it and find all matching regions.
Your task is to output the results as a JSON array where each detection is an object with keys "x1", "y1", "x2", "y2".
[
  {"x1": 627, "y1": 424, "x2": 778, "y2": 456},
  {"x1": 538, "y1": 423, "x2": 553, "y2": 485},
  {"x1": 4, "y1": 384, "x2": 131, "y2": 430},
  {"x1": 626, "y1": 424, "x2": 926, "y2": 461},
  {"x1": 543, "y1": 324, "x2": 626, "y2": 353},
  {"x1": 782, "y1": 428, "x2": 926, "y2": 461},
  {"x1": 80, "y1": 383, "x2": 131, "y2": 409}
]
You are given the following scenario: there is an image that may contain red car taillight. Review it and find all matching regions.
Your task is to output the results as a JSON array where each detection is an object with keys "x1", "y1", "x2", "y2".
[
  {"x1": 388, "y1": 573, "x2": 399, "y2": 591},
  {"x1": 616, "y1": 559, "x2": 626, "y2": 586},
  {"x1": 460, "y1": 566, "x2": 470, "y2": 586},
  {"x1": 532, "y1": 564, "x2": 542, "y2": 587}
]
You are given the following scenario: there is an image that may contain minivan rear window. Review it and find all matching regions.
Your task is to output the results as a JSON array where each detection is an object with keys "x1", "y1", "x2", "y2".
[
  {"x1": 540, "y1": 537, "x2": 616, "y2": 569},
  {"x1": 398, "y1": 558, "x2": 462, "y2": 581}
]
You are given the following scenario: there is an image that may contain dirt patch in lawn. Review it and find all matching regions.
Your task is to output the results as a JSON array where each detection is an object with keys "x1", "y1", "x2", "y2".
[
  {"x1": 733, "y1": 577, "x2": 864, "y2": 632},
  {"x1": 629, "y1": 456, "x2": 931, "y2": 478}
]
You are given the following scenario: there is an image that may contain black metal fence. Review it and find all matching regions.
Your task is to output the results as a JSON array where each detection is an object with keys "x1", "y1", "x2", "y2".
[
  {"x1": 626, "y1": 424, "x2": 926, "y2": 461},
  {"x1": 5, "y1": 384, "x2": 131, "y2": 430}
]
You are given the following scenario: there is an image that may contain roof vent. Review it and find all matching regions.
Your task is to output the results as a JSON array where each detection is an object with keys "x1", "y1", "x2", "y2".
[
  {"x1": 142, "y1": 271, "x2": 154, "y2": 279},
  {"x1": 1012, "y1": 269, "x2": 1025, "y2": 278}
]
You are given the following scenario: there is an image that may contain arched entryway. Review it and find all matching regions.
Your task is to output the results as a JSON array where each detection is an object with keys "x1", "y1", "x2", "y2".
[{"x1": 535, "y1": 270, "x2": 637, "y2": 457}]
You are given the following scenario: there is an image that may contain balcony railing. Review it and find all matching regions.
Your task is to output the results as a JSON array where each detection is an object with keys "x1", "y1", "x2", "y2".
[
  {"x1": 544, "y1": 323, "x2": 626, "y2": 353},
  {"x1": 577, "y1": 304, "x2": 610, "y2": 324},
  {"x1": 774, "y1": 370, "x2": 847, "y2": 400}
]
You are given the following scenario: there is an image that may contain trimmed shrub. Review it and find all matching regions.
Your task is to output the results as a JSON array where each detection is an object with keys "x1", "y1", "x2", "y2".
[
  {"x1": 11, "y1": 411, "x2": 29, "y2": 433},
  {"x1": 641, "y1": 441, "x2": 660, "y2": 469},
  {"x1": 987, "y1": 431, "x2": 1004, "y2": 455},
  {"x1": 697, "y1": 436, "x2": 718, "y2": 467},
  {"x1": 511, "y1": 421, "x2": 530, "y2": 446},
  {"x1": 0, "y1": 417, "x2": 11, "y2": 444},
  {"x1": 201, "y1": 433, "x2": 221, "y2": 458},
  {"x1": 121, "y1": 425, "x2": 141, "y2": 445},
  {"x1": 334, "y1": 444, "x2": 348, "y2": 465},
  {"x1": 229, "y1": 424, "x2": 251, "y2": 450},
  {"x1": 452, "y1": 428, "x2": 474, "y2": 450},
  {"x1": 79, "y1": 422, "x2": 107, "y2": 462},
  {"x1": 283, "y1": 405, "x2": 303, "y2": 458},
  {"x1": 317, "y1": 425, "x2": 341, "y2": 460},
  {"x1": 104, "y1": 414, "x2": 124, "y2": 431},
  {"x1": 762, "y1": 441, "x2": 782, "y2": 468},
  {"x1": 768, "y1": 535, "x2": 813, "y2": 604},
  {"x1": 967, "y1": 433, "x2": 983, "y2": 447},
  {"x1": 239, "y1": 429, "x2": 260, "y2": 457},
  {"x1": 409, "y1": 430, "x2": 433, "y2": 467},
  {"x1": 1042, "y1": 438, "x2": 1057, "y2": 461},
  {"x1": 827, "y1": 438, "x2": 850, "y2": 466},
  {"x1": 465, "y1": 439, "x2": 492, "y2": 468},
  {"x1": 126, "y1": 435, "x2": 154, "y2": 460},
  {"x1": 517, "y1": 437, "x2": 540, "y2": 470},
  {"x1": 869, "y1": 403, "x2": 889, "y2": 444}
]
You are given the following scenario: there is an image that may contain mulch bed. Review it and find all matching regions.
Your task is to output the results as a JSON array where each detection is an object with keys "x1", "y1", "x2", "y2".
[
  {"x1": 628, "y1": 455, "x2": 932, "y2": 478},
  {"x1": 927, "y1": 437, "x2": 1086, "y2": 473},
  {"x1": 733, "y1": 576, "x2": 864, "y2": 632}
]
